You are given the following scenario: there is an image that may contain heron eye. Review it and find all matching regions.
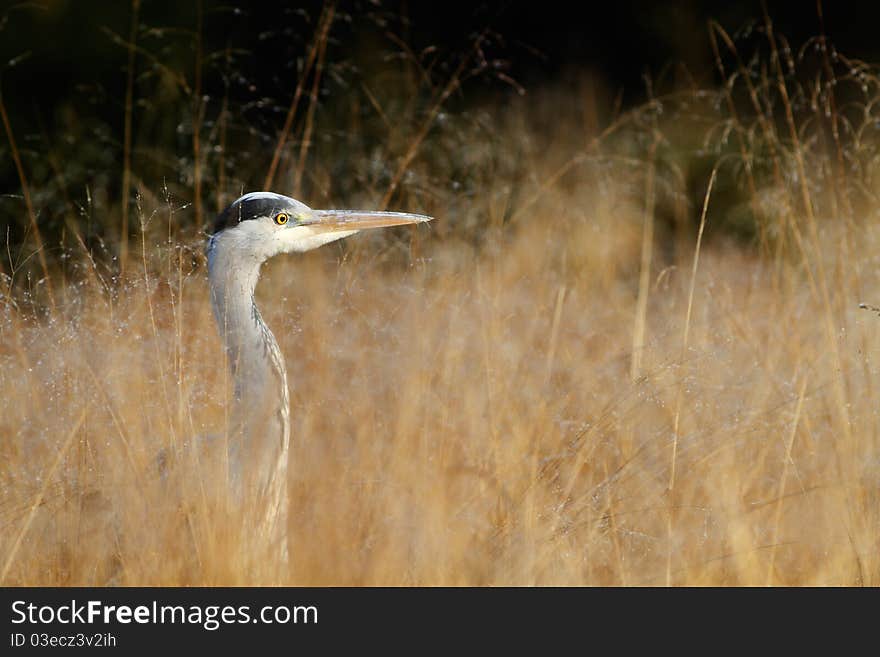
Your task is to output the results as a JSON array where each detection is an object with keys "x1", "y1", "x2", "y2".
[{"x1": 274, "y1": 212, "x2": 289, "y2": 226}]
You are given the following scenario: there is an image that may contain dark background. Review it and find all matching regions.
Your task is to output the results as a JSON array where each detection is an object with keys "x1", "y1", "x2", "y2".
[
  {"x1": 2, "y1": 2, "x2": 878, "y2": 107},
  {"x1": 3, "y1": 1, "x2": 880, "y2": 136}
]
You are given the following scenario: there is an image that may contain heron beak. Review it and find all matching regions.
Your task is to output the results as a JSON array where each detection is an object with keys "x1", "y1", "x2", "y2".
[{"x1": 302, "y1": 209, "x2": 433, "y2": 232}]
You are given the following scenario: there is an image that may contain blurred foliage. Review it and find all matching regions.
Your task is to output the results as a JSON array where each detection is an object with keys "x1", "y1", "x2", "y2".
[{"x1": 3, "y1": 2, "x2": 880, "y2": 300}]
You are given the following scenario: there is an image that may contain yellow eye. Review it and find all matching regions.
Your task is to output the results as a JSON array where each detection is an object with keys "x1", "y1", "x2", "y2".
[{"x1": 274, "y1": 212, "x2": 289, "y2": 226}]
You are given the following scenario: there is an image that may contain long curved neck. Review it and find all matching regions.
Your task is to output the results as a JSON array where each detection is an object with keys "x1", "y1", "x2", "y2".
[
  {"x1": 207, "y1": 236, "x2": 289, "y2": 414},
  {"x1": 207, "y1": 238, "x2": 290, "y2": 443}
]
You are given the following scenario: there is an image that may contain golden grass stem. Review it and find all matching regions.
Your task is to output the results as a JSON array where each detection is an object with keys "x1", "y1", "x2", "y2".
[
  {"x1": 630, "y1": 136, "x2": 658, "y2": 381},
  {"x1": 670, "y1": 167, "x2": 717, "y2": 491},
  {"x1": 665, "y1": 166, "x2": 717, "y2": 586},
  {"x1": 766, "y1": 376, "x2": 807, "y2": 585},
  {"x1": 544, "y1": 286, "x2": 567, "y2": 385}
]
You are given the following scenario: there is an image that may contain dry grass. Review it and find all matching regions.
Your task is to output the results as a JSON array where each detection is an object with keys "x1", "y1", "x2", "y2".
[
  {"x1": 2, "y1": 166, "x2": 880, "y2": 585},
  {"x1": 2, "y1": 12, "x2": 880, "y2": 586}
]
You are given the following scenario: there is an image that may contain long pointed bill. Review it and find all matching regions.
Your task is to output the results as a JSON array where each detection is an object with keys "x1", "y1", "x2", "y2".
[{"x1": 303, "y1": 209, "x2": 433, "y2": 232}]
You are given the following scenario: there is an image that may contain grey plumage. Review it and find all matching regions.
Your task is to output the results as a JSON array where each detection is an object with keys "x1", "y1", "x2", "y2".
[{"x1": 205, "y1": 192, "x2": 432, "y2": 573}]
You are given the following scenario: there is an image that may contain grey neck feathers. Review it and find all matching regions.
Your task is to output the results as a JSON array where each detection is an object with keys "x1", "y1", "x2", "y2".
[{"x1": 207, "y1": 235, "x2": 290, "y2": 439}]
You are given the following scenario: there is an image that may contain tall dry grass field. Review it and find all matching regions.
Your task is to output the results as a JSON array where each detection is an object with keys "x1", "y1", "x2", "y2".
[{"x1": 2, "y1": 12, "x2": 880, "y2": 585}]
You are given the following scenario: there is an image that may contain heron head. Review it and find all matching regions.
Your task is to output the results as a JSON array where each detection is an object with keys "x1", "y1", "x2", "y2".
[{"x1": 207, "y1": 192, "x2": 432, "y2": 262}]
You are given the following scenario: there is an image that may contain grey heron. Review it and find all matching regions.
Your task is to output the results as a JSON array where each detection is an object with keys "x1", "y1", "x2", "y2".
[{"x1": 206, "y1": 191, "x2": 432, "y2": 571}]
